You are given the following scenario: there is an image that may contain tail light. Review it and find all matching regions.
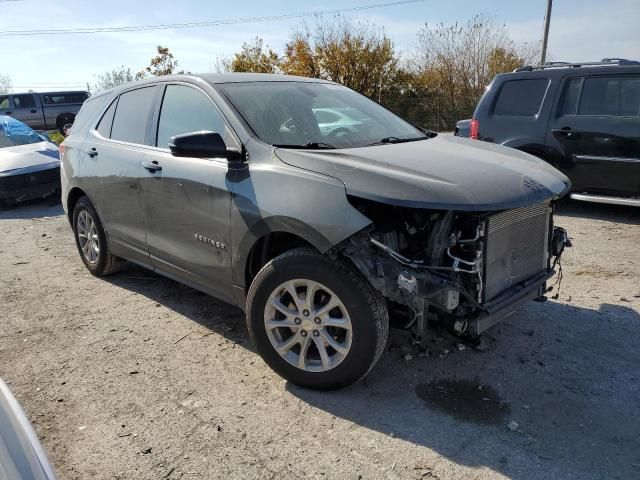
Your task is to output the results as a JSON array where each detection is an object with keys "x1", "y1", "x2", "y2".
[
  {"x1": 58, "y1": 143, "x2": 65, "y2": 158},
  {"x1": 470, "y1": 119, "x2": 479, "y2": 140}
]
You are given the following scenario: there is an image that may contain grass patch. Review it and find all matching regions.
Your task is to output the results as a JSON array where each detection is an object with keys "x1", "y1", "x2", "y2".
[{"x1": 47, "y1": 130, "x2": 65, "y2": 145}]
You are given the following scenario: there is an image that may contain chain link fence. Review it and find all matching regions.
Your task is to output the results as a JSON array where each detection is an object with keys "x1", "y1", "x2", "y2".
[{"x1": 380, "y1": 96, "x2": 475, "y2": 133}]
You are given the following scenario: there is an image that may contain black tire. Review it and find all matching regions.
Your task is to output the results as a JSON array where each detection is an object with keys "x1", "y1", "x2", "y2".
[
  {"x1": 246, "y1": 248, "x2": 389, "y2": 390},
  {"x1": 72, "y1": 196, "x2": 122, "y2": 276},
  {"x1": 57, "y1": 114, "x2": 75, "y2": 135}
]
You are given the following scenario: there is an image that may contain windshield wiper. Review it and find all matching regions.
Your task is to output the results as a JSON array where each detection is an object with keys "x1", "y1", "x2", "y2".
[
  {"x1": 273, "y1": 142, "x2": 336, "y2": 149},
  {"x1": 366, "y1": 135, "x2": 433, "y2": 146}
]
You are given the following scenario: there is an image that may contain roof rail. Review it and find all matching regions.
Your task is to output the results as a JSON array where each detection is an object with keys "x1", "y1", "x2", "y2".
[{"x1": 513, "y1": 58, "x2": 640, "y2": 72}]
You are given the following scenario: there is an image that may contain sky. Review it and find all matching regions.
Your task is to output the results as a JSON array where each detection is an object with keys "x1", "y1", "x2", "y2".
[{"x1": 1, "y1": 0, "x2": 639, "y2": 92}]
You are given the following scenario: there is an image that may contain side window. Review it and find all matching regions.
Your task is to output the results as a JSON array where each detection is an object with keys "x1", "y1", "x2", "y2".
[
  {"x1": 314, "y1": 110, "x2": 341, "y2": 124},
  {"x1": 156, "y1": 85, "x2": 225, "y2": 148},
  {"x1": 0, "y1": 96, "x2": 9, "y2": 109},
  {"x1": 579, "y1": 76, "x2": 640, "y2": 116},
  {"x1": 558, "y1": 78, "x2": 582, "y2": 116},
  {"x1": 13, "y1": 95, "x2": 36, "y2": 109},
  {"x1": 96, "y1": 98, "x2": 118, "y2": 138},
  {"x1": 110, "y1": 87, "x2": 156, "y2": 145},
  {"x1": 42, "y1": 93, "x2": 88, "y2": 105},
  {"x1": 493, "y1": 79, "x2": 550, "y2": 116}
]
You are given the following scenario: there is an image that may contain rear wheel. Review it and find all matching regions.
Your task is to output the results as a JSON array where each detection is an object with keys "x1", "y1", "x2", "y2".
[
  {"x1": 72, "y1": 196, "x2": 122, "y2": 276},
  {"x1": 246, "y1": 248, "x2": 389, "y2": 390},
  {"x1": 57, "y1": 114, "x2": 75, "y2": 135}
]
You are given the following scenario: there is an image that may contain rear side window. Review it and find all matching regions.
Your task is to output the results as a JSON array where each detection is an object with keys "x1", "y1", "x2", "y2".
[
  {"x1": 156, "y1": 84, "x2": 225, "y2": 148},
  {"x1": 96, "y1": 98, "x2": 118, "y2": 138},
  {"x1": 42, "y1": 92, "x2": 89, "y2": 105},
  {"x1": 110, "y1": 87, "x2": 156, "y2": 145},
  {"x1": 579, "y1": 76, "x2": 640, "y2": 116},
  {"x1": 13, "y1": 95, "x2": 36, "y2": 109},
  {"x1": 0, "y1": 96, "x2": 9, "y2": 109},
  {"x1": 69, "y1": 95, "x2": 110, "y2": 136},
  {"x1": 558, "y1": 78, "x2": 583, "y2": 115},
  {"x1": 493, "y1": 79, "x2": 549, "y2": 116}
]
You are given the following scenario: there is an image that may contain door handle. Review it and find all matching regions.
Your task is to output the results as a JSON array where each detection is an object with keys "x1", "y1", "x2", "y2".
[
  {"x1": 552, "y1": 127, "x2": 576, "y2": 138},
  {"x1": 142, "y1": 160, "x2": 162, "y2": 172},
  {"x1": 30, "y1": 109, "x2": 37, "y2": 113},
  {"x1": 87, "y1": 147, "x2": 98, "y2": 158}
]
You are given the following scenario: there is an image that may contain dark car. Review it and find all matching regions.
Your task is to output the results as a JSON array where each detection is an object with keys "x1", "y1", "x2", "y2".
[
  {"x1": 61, "y1": 74, "x2": 570, "y2": 390},
  {"x1": 455, "y1": 58, "x2": 640, "y2": 207},
  {"x1": 0, "y1": 116, "x2": 60, "y2": 206}
]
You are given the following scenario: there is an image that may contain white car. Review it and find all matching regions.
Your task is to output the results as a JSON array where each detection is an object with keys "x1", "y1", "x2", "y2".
[
  {"x1": 0, "y1": 115, "x2": 60, "y2": 206},
  {"x1": 0, "y1": 378, "x2": 57, "y2": 479}
]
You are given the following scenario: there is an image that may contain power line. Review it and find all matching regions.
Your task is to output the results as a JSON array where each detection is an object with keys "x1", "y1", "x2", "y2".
[
  {"x1": 0, "y1": 0, "x2": 424, "y2": 37},
  {"x1": 12, "y1": 82, "x2": 86, "y2": 86}
]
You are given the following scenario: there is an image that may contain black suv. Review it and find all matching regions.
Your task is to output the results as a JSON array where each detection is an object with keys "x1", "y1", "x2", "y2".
[{"x1": 456, "y1": 59, "x2": 640, "y2": 207}]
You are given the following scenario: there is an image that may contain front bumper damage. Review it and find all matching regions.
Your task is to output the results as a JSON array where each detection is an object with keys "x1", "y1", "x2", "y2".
[
  {"x1": 0, "y1": 164, "x2": 61, "y2": 204},
  {"x1": 339, "y1": 202, "x2": 570, "y2": 340}
]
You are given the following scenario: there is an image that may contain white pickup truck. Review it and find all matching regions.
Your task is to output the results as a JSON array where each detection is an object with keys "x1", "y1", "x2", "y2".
[{"x1": 0, "y1": 91, "x2": 89, "y2": 134}]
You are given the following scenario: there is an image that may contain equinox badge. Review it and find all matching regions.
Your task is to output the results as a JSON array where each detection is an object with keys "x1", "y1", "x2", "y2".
[{"x1": 194, "y1": 233, "x2": 226, "y2": 250}]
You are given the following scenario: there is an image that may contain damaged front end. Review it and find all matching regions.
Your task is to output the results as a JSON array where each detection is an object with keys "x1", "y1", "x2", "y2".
[{"x1": 338, "y1": 197, "x2": 570, "y2": 343}]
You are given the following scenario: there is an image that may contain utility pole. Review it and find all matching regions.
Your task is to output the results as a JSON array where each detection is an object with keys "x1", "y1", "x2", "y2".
[{"x1": 540, "y1": 0, "x2": 553, "y2": 65}]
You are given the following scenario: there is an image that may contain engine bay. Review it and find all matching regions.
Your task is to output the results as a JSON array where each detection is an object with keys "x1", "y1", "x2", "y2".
[{"x1": 337, "y1": 196, "x2": 569, "y2": 342}]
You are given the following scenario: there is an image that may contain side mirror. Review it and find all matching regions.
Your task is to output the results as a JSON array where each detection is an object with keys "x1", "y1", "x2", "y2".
[{"x1": 169, "y1": 131, "x2": 244, "y2": 162}]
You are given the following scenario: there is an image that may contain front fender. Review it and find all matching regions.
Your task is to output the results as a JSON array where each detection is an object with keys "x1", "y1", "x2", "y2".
[{"x1": 229, "y1": 162, "x2": 372, "y2": 287}]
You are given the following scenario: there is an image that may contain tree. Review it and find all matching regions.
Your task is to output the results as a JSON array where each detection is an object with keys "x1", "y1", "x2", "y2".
[
  {"x1": 137, "y1": 45, "x2": 178, "y2": 79},
  {"x1": 93, "y1": 66, "x2": 134, "y2": 93},
  {"x1": 227, "y1": 37, "x2": 280, "y2": 73},
  {"x1": 0, "y1": 72, "x2": 11, "y2": 94},
  {"x1": 281, "y1": 18, "x2": 397, "y2": 99},
  {"x1": 414, "y1": 14, "x2": 540, "y2": 129},
  {"x1": 281, "y1": 31, "x2": 318, "y2": 78}
]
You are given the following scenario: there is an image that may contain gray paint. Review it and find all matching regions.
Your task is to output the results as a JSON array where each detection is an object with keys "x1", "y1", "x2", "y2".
[
  {"x1": 61, "y1": 73, "x2": 569, "y2": 309},
  {"x1": 0, "y1": 91, "x2": 87, "y2": 131},
  {"x1": 275, "y1": 134, "x2": 570, "y2": 211}
]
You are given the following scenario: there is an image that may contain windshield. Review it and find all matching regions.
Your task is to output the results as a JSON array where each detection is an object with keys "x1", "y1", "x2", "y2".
[
  {"x1": 219, "y1": 81, "x2": 427, "y2": 149},
  {"x1": 0, "y1": 116, "x2": 44, "y2": 149}
]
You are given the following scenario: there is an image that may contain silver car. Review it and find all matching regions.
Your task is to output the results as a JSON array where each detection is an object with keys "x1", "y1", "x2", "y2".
[
  {"x1": 0, "y1": 116, "x2": 60, "y2": 206},
  {"x1": 0, "y1": 379, "x2": 57, "y2": 480}
]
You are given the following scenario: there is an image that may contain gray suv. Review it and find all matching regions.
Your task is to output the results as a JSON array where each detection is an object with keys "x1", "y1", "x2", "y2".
[{"x1": 61, "y1": 74, "x2": 571, "y2": 390}]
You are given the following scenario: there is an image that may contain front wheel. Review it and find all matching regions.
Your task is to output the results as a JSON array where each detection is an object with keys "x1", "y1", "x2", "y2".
[{"x1": 246, "y1": 248, "x2": 389, "y2": 390}]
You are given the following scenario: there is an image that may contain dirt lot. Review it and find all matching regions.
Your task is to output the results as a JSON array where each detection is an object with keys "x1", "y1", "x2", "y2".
[{"x1": 1, "y1": 198, "x2": 639, "y2": 480}]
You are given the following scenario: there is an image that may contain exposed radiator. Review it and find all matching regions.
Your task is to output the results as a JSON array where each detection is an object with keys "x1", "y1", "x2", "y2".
[{"x1": 483, "y1": 202, "x2": 550, "y2": 302}]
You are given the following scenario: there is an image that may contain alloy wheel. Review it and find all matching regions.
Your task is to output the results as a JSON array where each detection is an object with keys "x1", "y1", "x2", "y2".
[
  {"x1": 76, "y1": 210, "x2": 100, "y2": 264},
  {"x1": 264, "y1": 279, "x2": 353, "y2": 372}
]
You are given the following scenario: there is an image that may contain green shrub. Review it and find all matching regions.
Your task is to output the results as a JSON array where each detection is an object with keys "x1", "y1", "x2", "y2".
[{"x1": 47, "y1": 130, "x2": 65, "y2": 145}]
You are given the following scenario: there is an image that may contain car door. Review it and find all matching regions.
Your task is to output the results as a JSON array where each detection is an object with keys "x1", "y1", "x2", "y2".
[
  {"x1": 141, "y1": 83, "x2": 237, "y2": 302},
  {"x1": 81, "y1": 86, "x2": 159, "y2": 267},
  {"x1": 547, "y1": 74, "x2": 640, "y2": 196},
  {"x1": 11, "y1": 94, "x2": 42, "y2": 129}
]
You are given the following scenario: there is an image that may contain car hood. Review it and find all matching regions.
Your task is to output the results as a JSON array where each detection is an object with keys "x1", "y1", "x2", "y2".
[
  {"x1": 0, "y1": 142, "x2": 60, "y2": 176},
  {"x1": 275, "y1": 134, "x2": 570, "y2": 211}
]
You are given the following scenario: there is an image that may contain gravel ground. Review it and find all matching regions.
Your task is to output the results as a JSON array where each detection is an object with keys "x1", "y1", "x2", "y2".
[{"x1": 1, "y1": 198, "x2": 639, "y2": 480}]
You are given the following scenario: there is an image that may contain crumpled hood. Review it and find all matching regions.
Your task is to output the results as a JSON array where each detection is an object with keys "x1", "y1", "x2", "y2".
[
  {"x1": 0, "y1": 142, "x2": 60, "y2": 176},
  {"x1": 275, "y1": 134, "x2": 570, "y2": 211}
]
